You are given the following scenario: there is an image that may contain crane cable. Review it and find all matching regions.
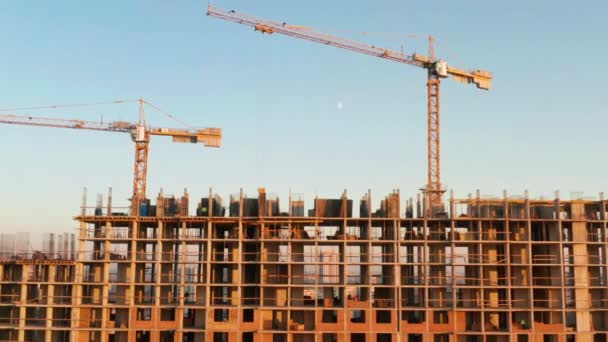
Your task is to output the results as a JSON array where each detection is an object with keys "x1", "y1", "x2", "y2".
[
  {"x1": 434, "y1": 39, "x2": 463, "y2": 66},
  {"x1": 142, "y1": 99, "x2": 193, "y2": 129},
  {"x1": 0, "y1": 98, "x2": 195, "y2": 129},
  {"x1": 0, "y1": 99, "x2": 138, "y2": 113}
]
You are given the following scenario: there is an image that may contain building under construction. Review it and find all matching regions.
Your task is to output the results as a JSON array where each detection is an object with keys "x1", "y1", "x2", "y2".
[{"x1": 0, "y1": 188, "x2": 607, "y2": 342}]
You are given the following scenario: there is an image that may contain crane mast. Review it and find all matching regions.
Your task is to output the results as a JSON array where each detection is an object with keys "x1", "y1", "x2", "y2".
[
  {"x1": 133, "y1": 99, "x2": 150, "y2": 207},
  {"x1": 0, "y1": 98, "x2": 222, "y2": 215},
  {"x1": 207, "y1": 5, "x2": 492, "y2": 214},
  {"x1": 426, "y1": 36, "x2": 442, "y2": 209}
]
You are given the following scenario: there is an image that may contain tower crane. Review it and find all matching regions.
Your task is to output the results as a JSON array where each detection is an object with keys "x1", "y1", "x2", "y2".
[
  {"x1": 207, "y1": 5, "x2": 492, "y2": 214},
  {"x1": 0, "y1": 98, "x2": 222, "y2": 214}
]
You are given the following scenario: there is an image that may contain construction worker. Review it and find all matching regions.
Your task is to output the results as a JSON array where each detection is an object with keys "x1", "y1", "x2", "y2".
[{"x1": 519, "y1": 318, "x2": 528, "y2": 329}]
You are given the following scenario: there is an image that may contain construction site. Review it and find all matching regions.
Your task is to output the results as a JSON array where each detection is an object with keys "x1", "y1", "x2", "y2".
[
  {"x1": 0, "y1": 188, "x2": 607, "y2": 342},
  {"x1": 0, "y1": 3, "x2": 606, "y2": 342}
]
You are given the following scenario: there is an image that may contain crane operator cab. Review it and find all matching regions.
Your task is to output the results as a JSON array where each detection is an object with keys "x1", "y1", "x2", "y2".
[
  {"x1": 434, "y1": 60, "x2": 449, "y2": 78},
  {"x1": 131, "y1": 125, "x2": 148, "y2": 143}
]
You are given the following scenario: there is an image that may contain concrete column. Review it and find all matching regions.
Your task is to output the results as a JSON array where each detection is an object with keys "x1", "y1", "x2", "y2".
[
  {"x1": 72, "y1": 221, "x2": 87, "y2": 342},
  {"x1": 100, "y1": 222, "x2": 112, "y2": 342},
  {"x1": 394, "y1": 217, "x2": 402, "y2": 342},
  {"x1": 46, "y1": 265, "x2": 56, "y2": 342},
  {"x1": 571, "y1": 202, "x2": 593, "y2": 342},
  {"x1": 128, "y1": 220, "x2": 138, "y2": 342},
  {"x1": 484, "y1": 223, "x2": 499, "y2": 331},
  {"x1": 205, "y1": 217, "x2": 213, "y2": 333},
  {"x1": 175, "y1": 221, "x2": 187, "y2": 342},
  {"x1": 153, "y1": 220, "x2": 163, "y2": 342},
  {"x1": 18, "y1": 264, "x2": 28, "y2": 342}
]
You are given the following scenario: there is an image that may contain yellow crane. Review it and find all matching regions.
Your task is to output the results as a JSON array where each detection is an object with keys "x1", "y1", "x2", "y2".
[
  {"x1": 0, "y1": 98, "x2": 222, "y2": 214},
  {"x1": 207, "y1": 5, "x2": 492, "y2": 214}
]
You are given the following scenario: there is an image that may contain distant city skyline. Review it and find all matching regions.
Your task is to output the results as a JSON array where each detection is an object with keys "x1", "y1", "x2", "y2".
[{"x1": 0, "y1": 231, "x2": 75, "y2": 257}]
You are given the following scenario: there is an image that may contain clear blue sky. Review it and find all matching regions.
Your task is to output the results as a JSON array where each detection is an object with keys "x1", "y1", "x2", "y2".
[{"x1": 1, "y1": 1, "x2": 607, "y2": 233}]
